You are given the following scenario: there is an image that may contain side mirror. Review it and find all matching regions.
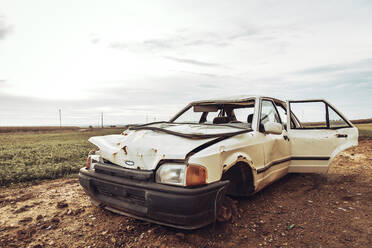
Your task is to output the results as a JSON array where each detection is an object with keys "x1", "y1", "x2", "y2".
[{"x1": 263, "y1": 122, "x2": 283, "y2": 135}]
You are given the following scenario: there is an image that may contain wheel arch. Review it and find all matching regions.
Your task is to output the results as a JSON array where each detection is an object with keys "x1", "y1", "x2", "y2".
[{"x1": 221, "y1": 159, "x2": 256, "y2": 196}]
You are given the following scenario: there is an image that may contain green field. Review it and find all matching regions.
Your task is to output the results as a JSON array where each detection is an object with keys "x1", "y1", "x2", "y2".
[
  {"x1": 0, "y1": 128, "x2": 123, "y2": 186},
  {"x1": 356, "y1": 123, "x2": 372, "y2": 138},
  {"x1": 0, "y1": 125, "x2": 371, "y2": 186}
]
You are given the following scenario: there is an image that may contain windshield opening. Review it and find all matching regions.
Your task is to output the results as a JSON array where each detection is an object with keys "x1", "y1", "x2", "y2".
[{"x1": 171, "y1": 101, "x2": 255, "y2": 128}]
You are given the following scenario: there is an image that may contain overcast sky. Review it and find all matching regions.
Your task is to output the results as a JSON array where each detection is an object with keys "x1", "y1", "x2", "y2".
[{"x1": 0, "y1": 0, "x2": 371, "y2": 126}]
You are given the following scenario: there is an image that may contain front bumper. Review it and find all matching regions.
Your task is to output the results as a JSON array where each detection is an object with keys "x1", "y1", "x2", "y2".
[{"x1": 79, "y1": 168, "x2": 229, "y2": 230}]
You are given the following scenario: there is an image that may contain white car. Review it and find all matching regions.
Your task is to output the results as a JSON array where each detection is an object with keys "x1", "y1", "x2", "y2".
[{"x1": 79, "y1": 96, "x2": 358, "y2": 229}]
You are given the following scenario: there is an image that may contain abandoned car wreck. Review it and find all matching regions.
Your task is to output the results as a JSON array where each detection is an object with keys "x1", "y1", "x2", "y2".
[{"x1": 79, "y1": 96, "x2": 358, "y2": 229}]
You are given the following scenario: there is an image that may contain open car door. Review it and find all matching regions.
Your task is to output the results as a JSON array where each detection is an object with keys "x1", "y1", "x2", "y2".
[{"x1": 286, "y1": 99, "x2": 358, "y2": 173}]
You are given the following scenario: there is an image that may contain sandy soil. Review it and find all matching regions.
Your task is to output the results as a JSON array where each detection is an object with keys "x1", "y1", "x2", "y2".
[{"x1": 1, "y1": 140, "x2": 371, "y2": 248}]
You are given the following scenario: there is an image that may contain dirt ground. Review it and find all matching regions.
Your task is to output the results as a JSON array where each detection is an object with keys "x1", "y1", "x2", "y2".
[{"x1": 1, "y1": 140, "x2": 371, "y2": 248}]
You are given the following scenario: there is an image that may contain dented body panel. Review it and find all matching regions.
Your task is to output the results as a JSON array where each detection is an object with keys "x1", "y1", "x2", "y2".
[
  {"x1": 79, "y1": 95, "x2": 358, "y2": 229},
  {"x1": 89, "y1": 131, "x2": 214, "y2": 170}
]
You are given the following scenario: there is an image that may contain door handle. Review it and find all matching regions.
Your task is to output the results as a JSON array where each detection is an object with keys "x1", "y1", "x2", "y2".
[
  {"x1": 336, "y1": 134, "x2": 348, "y2": 138},
  {"x1": 283, "y1": 135, "x2": 290, "y2": 141}
]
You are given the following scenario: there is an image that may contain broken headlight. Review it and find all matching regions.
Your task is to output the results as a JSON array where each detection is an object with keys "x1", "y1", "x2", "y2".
[
  {"x1": 156, "y1": 164, "x2": 187, "y2": 186},
  {"x1": 155, "y1": 163, "x2": 207, "y2": 186}
]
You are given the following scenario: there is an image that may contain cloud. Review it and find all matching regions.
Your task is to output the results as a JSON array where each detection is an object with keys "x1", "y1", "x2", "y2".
[
  {"x1": 2, "y1": 1, "x2": 372, "y2": 125},
  {"x1": 89, "y1": 33, "x2": 101, "y2": 44},
  {"x1": 1, "y1": 64, "x2": 371, "y2": 126},
  {"x1": 91, "y1": 37, "x2": 100, "y2": 44},
  {"x1": 108, "y1": 41, "x2": 128, "y2": 49},
  {"x1": 0, "y1": 79, "x2": 8, "y2": 90},
  {"x1": 108, "y1": 31, "x2": 229, "y2": 53},
  {"x1": 108, "y1": 38, "x2": 177, "y2": 52},
  {"x1": 106, "y1": 24, "x2": 297, "y2": 60},
  {"x1": 298, "y1": 64, "x2": 353, "y2": 74},
  {"x1": 175, "y1": 70, "x2": 226, "y2": 78},
  {"x1": 228, "y1": 27, "x2": 261, "y2": 40},
  {"x1": 162, "y1": 56, "x2": 221, "y2": 67},
  {"x1": 183, "y1": 39, "x2": 228, "y2": 47},
  {"x1": 0, "y1": 78, "x2": 204, "y2": 125},
  {"x1": 0, "y1": 16, "x2": 13, "y2": 40},
  {"x1": 109, "y1": 38, "x2": 176, "y2": 51},
  {"x1": 296, "y1": 58, "x2": 372, "y2": 75},
  {"x1": 143, "y1": 39, "x2": 174, "y2": 49}
]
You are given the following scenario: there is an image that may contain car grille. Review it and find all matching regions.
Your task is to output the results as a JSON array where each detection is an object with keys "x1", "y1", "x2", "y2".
[
  {"x1": 93, "y1": 180, "x2": 146, "y2": 206},
  {"x1": 94, "y1": 161, "x2": 154, "y2": 181}
]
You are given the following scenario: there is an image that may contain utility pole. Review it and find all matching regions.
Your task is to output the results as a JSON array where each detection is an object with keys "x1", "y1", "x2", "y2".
[
  {"x1": 101, "y1": 112, "x2": 103, "y2": 128},
  {"x1": 59, "y1": 109, "x2": 62, "y2": 128}
]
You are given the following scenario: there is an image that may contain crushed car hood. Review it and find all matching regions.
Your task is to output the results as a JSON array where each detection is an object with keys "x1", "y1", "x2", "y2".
[{"x1": 89, "y1": 123, "x2": 251, "y2": 170}]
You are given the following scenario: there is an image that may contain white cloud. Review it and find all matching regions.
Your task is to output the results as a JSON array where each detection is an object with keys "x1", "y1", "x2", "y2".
[
  {"x1": 0, "y1": 0, "x2": 371, "y2": 125},
  {"x1": 0, "y1": 15, "x2": 13, "y2": 40}
]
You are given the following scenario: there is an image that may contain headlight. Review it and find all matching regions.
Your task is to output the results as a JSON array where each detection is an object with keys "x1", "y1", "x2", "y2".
[
  {"x1": 156, "y1": 164, "x2": 186, "y2": 186},
  {"x1": 156, "y1": 163, "x2": 207, "y2": 187}
]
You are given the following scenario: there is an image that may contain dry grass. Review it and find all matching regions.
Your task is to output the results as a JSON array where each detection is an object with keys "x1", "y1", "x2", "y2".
[
  {"x1": 0, "y1": 126, "x2": 80, "y2": 133},
  {"x1": 0, "y1": 128, "x2": 123, "y2": 186},
  {"x1": 356, "y1": 123, "x2": 372, "y2": 138},
  {"x1": 351, "y1": 118, "x2": 372, "y2": 124}
]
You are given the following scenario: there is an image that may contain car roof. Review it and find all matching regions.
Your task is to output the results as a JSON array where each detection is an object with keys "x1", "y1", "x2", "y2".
[{"x1": 190, "y1": 95, "x2": 284, "y2": 105}]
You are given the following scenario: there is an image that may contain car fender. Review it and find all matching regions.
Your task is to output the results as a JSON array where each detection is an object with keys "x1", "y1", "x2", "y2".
[{"x1": 188, "y1": 140, "x2": 261, "y2": 186}]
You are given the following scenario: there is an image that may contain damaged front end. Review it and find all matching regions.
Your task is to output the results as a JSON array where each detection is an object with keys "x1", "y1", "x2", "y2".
[
  {"x1": 79, "y1": 166, "x2": 228, "y2": 229},
  {"x1": 79, "y1": 122, "x2": 251, "y2": 229}
]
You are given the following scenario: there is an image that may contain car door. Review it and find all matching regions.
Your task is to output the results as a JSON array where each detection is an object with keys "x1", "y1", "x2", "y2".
[
  {"x1": 256, "y1": 99, "x2": 291, "y2": 182},
  {"x1": 286, "y1": 99, "x2": 358, "y2": 173}
]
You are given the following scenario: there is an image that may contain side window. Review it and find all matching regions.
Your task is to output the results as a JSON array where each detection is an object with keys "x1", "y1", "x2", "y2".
[
  {"x1": 289, "y1": 101, "x2": 351, "y2": 129},
  {"x1": 328, "y1": 106, "x2": 349, "y2": 128},
  {"x1": 290, "y1": 101, "x2": 327, "y2": 128},
  {"x1": 275, "y1": 104, "x2": 287, "y2": 125},
  {"x1": 275, "y1": 103, "x2": 297, "y2": 129},
  {"x1": 261, "y1": 100, "x2": 280, "y2": 125}
]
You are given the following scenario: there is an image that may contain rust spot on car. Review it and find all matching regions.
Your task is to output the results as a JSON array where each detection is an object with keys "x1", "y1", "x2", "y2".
[
  {"x1": 116, "y1": 142, "x2": 120, "y2": 146},
  {"x1": 152, "y1": 148, "x2": 158, "y2": 154},
  {"x1": 122, "y1": 146, "x2": 128, "y2": 155},
  {"x1": 88, "y1": 149, "x2": 97, "y2": 155}
]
